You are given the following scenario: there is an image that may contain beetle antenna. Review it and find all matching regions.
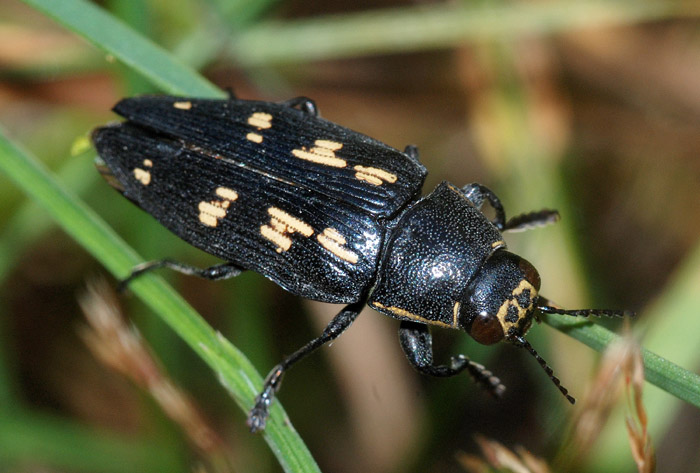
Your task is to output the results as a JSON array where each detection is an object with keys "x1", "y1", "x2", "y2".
[
  {"x1": 512, "y1": 335, "x2": 575, "y2": 404},
  {"x1": 537, "y1": 297, "x2": 634, "y2": 318}
]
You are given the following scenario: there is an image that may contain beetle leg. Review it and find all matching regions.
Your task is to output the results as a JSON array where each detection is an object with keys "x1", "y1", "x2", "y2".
[
  {"x1": 460, "y1": 183, "x2": 507, "y2": 231},
  {"x1": 247, "y1": 298, "x2": 365, "y2": 433},
  {"x1": 403, "y1": 144, "x2": 421, "y2": 162},
  {"x1": 283, "y1": 96, "x2": 319, "y2": 116},
  {"x1": 504, "y1": 209, "x2": 560, "y2": 232},
  {"x1": 399, "y1": 321, "x2": 505, "y2": 397},
  {"x1": 118, "y1": 259, "x2": 243, "y2": 291}
]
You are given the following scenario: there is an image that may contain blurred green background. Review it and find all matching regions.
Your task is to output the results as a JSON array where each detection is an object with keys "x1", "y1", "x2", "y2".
[{"x1": 1, "y1": 0, "x2": 699, "y2": 472}]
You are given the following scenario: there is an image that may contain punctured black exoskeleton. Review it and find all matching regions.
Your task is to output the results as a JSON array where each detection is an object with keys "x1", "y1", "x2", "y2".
[{"x1": 91, "y1": 93, "x2": 633, "y2": 433}]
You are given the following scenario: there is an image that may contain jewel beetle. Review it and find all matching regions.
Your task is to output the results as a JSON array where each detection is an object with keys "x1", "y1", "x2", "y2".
[{"x1": 92, "y1": 93, "x2": 632, "y2": 432}]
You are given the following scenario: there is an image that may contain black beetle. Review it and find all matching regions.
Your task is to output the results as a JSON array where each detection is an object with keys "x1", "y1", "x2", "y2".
[{"x1": 92, "y1": 94, "x2": 631, "y2": 432}]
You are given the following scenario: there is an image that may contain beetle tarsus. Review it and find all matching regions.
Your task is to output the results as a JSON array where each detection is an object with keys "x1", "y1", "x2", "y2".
[
  {"x1": 247, "y1": 365, "x2": 284, "y2": 433},
  {"x1": 247, "y1": 299, "x2": 364, "y2": 431},
  {"x1": 399, "y1": 321, "x2": 505, "y2": 398},
  {"x1": 504, "y1": 209, "x2": 560, "y2": 232}
]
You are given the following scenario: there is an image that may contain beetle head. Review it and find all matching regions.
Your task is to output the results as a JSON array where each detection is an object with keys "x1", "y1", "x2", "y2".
[
  {"x1": 458, "y1": 250, "x2": 541, "y2": 345},
  {"x1": 457, "y1": 250, "x2": 577, "y2": 403}
]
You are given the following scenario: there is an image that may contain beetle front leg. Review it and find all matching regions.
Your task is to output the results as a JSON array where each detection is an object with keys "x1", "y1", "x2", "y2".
[
  {"x1": 460, "y1": 183, "x2": 507, "y2": 230},
  {"x1": 399, "y1": 321, "x2": 505, "y2": 397},
  {"x1": 247, "y1": 298, "x2": 365, "y2": 433},
  {"x1": 504, "y1": 209, "x2": 560, "y2": 232}
]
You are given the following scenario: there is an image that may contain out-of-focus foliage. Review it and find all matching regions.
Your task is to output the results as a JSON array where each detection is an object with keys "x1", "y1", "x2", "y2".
[{"x1": 1, "y1": 0, "x2": 699, "y2": 472}]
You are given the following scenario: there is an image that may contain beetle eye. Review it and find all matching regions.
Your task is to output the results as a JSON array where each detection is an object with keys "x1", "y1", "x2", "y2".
[{"x1": 469, "y1": 312, "x2": 504, "y2": 345}]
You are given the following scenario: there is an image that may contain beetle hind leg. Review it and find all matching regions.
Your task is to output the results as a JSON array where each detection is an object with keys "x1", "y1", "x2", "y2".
[
  {"x1": 247, "y1": 298, "x2": 365, "y2": 433},
  {"x1": 118, "y1": 259, "x2": 243, "y2": 292},
  {"x1": 399, "y1": 321, "x2": 505, "y2": 397},
  {"x1": 403, "y1": 145, "x2": 421, "y2": 162},
  {"x1": 283, "y1": 96, "x2": 319, "y2": 116}
]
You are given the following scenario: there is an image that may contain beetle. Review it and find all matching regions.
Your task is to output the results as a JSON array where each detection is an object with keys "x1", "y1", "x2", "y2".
[{"x1": 92, "y1": 93, "x2": 631, "y2": 432}]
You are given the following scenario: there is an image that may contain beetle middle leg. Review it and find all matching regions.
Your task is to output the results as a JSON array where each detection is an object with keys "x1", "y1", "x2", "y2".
[
  {"x1": 247, "y1": 298, "x2": 365, "y2": 433},
  {"x1": 399, "y1": 321, "x2": 505, "y2": 397},
  {"x1": 119, "y1": 259, "x2": 243, "y2": 291}
]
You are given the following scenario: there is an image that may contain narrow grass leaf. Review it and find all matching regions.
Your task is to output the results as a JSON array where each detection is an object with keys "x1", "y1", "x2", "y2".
[
  {"x1": 0, "y1": 128, "x2": 320, "y2": 473},
  {"x1": 231, "y1": 1, "x2": 700, "y2": 66},
  {"x1": 21, "y1": 0, "x2": 224, "y2": 98}
]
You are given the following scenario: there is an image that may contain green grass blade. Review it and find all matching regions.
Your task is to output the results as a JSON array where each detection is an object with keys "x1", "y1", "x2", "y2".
[
  {"x1": 585, "y1": 238, "x2": 700, "y2": 471},
  {"x1": 0, "y1": 130, "x2": 320, "y2": 473},
  {"x1": 230, "y1": 1, "x2": 700, "y2": 66},
  {"x1": 21, "y1": 0, "x2": 225, "y2": 98},
  {"x1": 543, "y1": 314, "x2": 700, "y2": 409}
]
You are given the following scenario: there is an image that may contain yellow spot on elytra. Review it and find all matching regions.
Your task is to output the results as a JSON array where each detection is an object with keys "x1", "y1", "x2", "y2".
[
  {"x1": 133, "y1": 159, "x2": 154, "y2": 185},
  {"x1": 198, "y1": 187, "x2": 239, "y2": 227},
  {"x1": 133, "y1": 168, "x2": 151, "y2": 185},
  {"x1": 317, "y1": 228, "x2": 358, "y2": 263},
  {"x1": 353, "y1": 165, "x2": 397, "y2": 186},
  {"x1": 246, "y1": 132, "x2": 263, "y2": 143},
  {"x1": 261, "y1": 207, "x2": 314, "y2": 253},
  {"x1": 260, "y1": 225, "x2": 292, "y2": 252},
  {"x1": 267, "y1": 208, "x2": 313, "y2": 235},
  {"x1": 173, "y1": 101, "x2": 192, "y2": 110},
  {"x1": 215, "y1": 187, "x2": 238, "y2": 201},
  {"x1": 248, "y1": 112, "x2": 272, "y2": 129},
  {"x1": 292, "y1": 140, "x2": 346, "y2": 168}
]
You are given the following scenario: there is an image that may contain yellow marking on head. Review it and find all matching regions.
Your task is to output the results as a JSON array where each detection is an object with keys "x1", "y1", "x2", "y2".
[
  {"x1": 143, "y1": 159, "x2": 153, "y2": 167},
  {"x1": 133, "y1": 168, "x2": 151, "y2": 185},
  {"x1": 246, "y1": 132, "x2": 263, "y2": 143},
  {"x1": 215, "y1": 187, "x2": 238, "y2": 201},
  {"x1": 452, "y1": 301, "x2": 461, "y2": 328},
  {"x1": 292, "y1": 140, "x2": 346, "y2": 168},
  {"x1": 353, "y1": 165, "x2": 397, "y2": 186},
  {"x1": 372, "y1": 302, "x2": 454, "y2": 329},
  {"x1": 248, "y1": 112, "x2": 272, "y2": 129},
  {"x1": 494, "y1": 279, "x2": 538, "y2": 335},
  {"x1": 261, "y1": 207, "x2": 314, "y2": 252},
  {"x1": 173, "y1": 101, "x2": 192, "y2": 110},
  {"x1": 197, "y1": 186, "x2": 239, "y2": 227},
  {"x1": 317, "y1": 228, "x2": 358, "y2": 264},
  {"x1": 491, "y1": 240, "x2": 506, "y2": 249}
]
